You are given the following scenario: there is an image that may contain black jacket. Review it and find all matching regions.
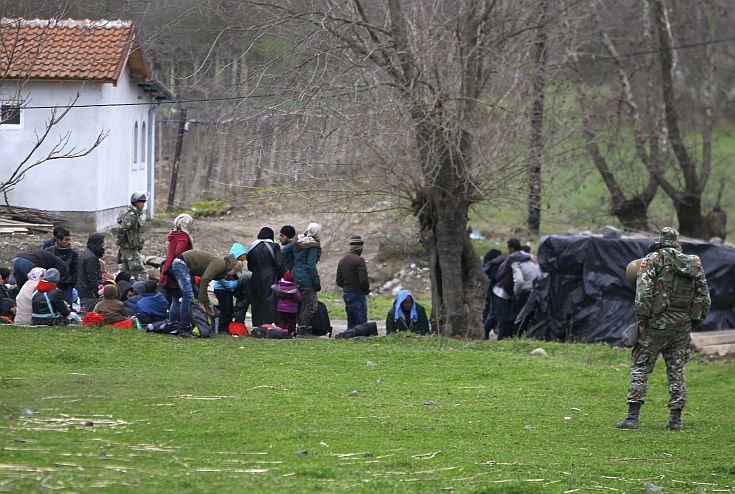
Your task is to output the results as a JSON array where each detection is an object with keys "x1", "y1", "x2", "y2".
[
  {"x1": 336, "y1": 252, "x2": 370, "y2": 295},
  {"x1": 76, "y1": 233, "x2": 105, "y2": 300},
  {"x1": 386, "y1": 303, "x2": 430, "y2": 335},
  {"x1": 44, "y1": 245, "x2": 79, "y2": 289},
  {"x1": 16, "y1": 250, "x2": 69, "y2": 279},
  {"x1": 233, "y1": 274, "x2": 251, "y2": 323},
  {"x1": 31, "y1": 282, "x2": 70, "y2": 325},
  {"x1": 247, "y1": 241, "x2": 285, "y2": 326}
]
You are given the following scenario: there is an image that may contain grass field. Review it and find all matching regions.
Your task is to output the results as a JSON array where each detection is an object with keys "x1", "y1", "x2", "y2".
[{"x1": 1, "y1": 328, "x2": 733, "y2": 493}]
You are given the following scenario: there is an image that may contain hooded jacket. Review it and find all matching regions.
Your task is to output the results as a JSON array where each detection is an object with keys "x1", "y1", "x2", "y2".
[
  {"x1": 181, "y1": 250, "x2": 240, "y2": 306},
  {"x1": 291, "y1": 241, "x2": 321, "y2": 289},
  {"x1": 135, "y1": 290, "x2": 169, "y2": 321},
  {"x1": 93, "y1": 285, "x2": 127, "y2": 324},
  {"x1": 45, "y1": 244, "x2": 79, "y2": 289},
  {"x1": 160, "y1": 229, "x2": 193, "y2": 288},
  {"x1": 77, "y1": 233, "x2": 105, "y2": 300},
  {"x1": 31, "y1": 279, "x2": 70, "y2": 325},
  {"x1": 16, "y1": 250, "x2": 69, "y2": 280},
  {"x1": 272, "y1": 278, "x2": 302, "y2": 314}
]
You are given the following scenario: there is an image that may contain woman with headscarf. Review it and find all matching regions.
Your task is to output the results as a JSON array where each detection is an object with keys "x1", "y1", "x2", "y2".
[
  {"x1": 160, "y1": 213, "x2": 194, "y2": 304},
  {"x1": 292, "y1": 222, "x2": 322, "y2": 337},
  {"x1": 247, "y1": 227, "x2": 285, "y2": 326},
  {"x1": 14, "y1": 267, "x2": 46, "y2": 325}
]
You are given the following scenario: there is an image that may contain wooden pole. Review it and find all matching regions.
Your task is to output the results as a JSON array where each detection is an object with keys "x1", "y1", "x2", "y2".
[{"x1": 166, "y1": 109, "x2": 187, "y2": 212}]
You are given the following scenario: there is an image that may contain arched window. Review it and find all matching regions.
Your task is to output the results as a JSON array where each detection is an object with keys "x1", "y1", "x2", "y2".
[
  {"x1": 141, "y1": 121, "x2": 147, "y2": 164},
  {"x1": 133, "y1": 122, "x2": 139, "y2": 167}
]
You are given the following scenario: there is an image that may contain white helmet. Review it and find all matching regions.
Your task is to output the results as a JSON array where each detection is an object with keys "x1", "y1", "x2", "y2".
[{"x1": 130, "y1": 191, "x2": 147, "y2": 204}]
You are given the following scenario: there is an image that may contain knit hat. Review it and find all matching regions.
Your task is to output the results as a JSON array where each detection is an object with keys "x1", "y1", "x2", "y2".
[
  {"x1": 132, "y1": 281, "x2": 146, "y2": 295},
  {"x1": 283, "y1": 270, "x2": 294, "y2": 283},
  {"x1": 280, "y1": 225, "x2": 296, "y2": 239},
  {"x1": 257, "y1": 227, "x2": 275, "y2": 240},
  {"x1": 44, "y1": 268, "x2": 61, "y2": 284},
  {"x1": 349, "y1": 235, "x2": 364, "y2": 246},
  {"x1": 103, "y1": 285, "x2": 119, "y2": 299},
  {"x1": 144, "y1": 280, "x2": 158, "y2": 293},
  {"x1": 230, "y1": 242, "x2": 248, "y2": 259}
]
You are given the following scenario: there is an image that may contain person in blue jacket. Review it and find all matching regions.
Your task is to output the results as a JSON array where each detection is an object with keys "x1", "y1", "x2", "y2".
[{"x1": 135, "y1": 280, "x2": 169, "y2": 324}]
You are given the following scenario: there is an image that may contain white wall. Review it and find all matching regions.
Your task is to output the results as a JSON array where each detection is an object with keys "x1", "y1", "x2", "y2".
[{"x1": 0, "y1": 66, "x2": 157, "y2": 228}]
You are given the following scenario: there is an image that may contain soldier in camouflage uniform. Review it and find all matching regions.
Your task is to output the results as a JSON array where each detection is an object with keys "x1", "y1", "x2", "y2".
[
  {"x1": 617, "y1": 227, "x2": 710, "y2": 430},
  {"x1": 117, "y1": 192, "x2": 147, "y2": 281}
]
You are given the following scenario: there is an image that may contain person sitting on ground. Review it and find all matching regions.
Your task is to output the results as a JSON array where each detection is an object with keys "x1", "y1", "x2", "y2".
[
  {"x1": 31, "y1": 268, "x2": 70, "y2": 326},
  {"x1": 125, "y1": 281, "x2": 146, "y2": 316},
  {"x1": 292, "y1": 223, "x2": 322, "y2": 337},
  {"x1": 77, "y1": 233, "x2": 105, "y2": 312},
  {"x1": 12, "y1": 248, "x2": 69, "y2": 289},
  {"x1": 0, "y1": 298, "x2": 16, "y2": 324},
  {"x1": 135, "y1": 280, "x2": 169, "y2": 324},
  {"x1": 14, "y1": 268, "x2": 45, "y2": 325},
  {"x1": 171, "y1": 243, "x2": 247, "y2": 337},
  {"x1": 115, "y1": 271, "x2": 132, "y2": 284},
  {"x1": 41, "y1": 225, "x2": 66, "y2": 250},
  {"x1": 385, "y1": 289, "x2": 430, "y2": 335},
  {"x1": 272, "y1": 270, "x2": 301, "y2": 335},
  {"x1": 116, "y1": 279, "x2": 133, "y2": 302},
  {"x1": 0, "y1": 267, "x2": 13, "y2": 300},
  {"x1": 93, "y1": 285, "x2": 128, "y2": 325},
  {"x1": 44, "y1": 228, "x2": 79, "y2": 306}
]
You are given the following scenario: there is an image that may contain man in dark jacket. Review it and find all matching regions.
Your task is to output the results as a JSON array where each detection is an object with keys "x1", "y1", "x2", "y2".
[
  {"x1": 491, "y1": 238, "x2": 531, "y2": 340},
  {"x1": 12, "y1": 249, "x2": 69, "y2": 288},
  {"x1": 278, "y1": 225, "x2": 296, "y2": 271},
  {"x1": 385, "y1": 290, "x2": 430, "y2": 335},
  {"x1": 31, "y1": 268, "x2": 70, "y2": 325},
  {"x1": 40, "y1": 225, "x2": 66, "y2": 249},
  {"x1": 248, "y1": 228, "x2": 285, "y2": 326},
  {"x1": 76, "y1": 233, "x2": 105, "y2": 312},
  {"x1": 44, "y1": 228, "x2": 78, "y2": 306},
  {"x1": 336, "y1": 235, "x2": 370, "y2": 329}
]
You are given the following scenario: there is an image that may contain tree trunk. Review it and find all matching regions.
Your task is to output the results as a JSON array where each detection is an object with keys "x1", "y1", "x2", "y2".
[
  {"x1": 166, "y1": 109, "x2": 187, "y2": 212},
  {"x1": 528, "y1": 0, "x2": 548, "y2": 235},
  {"x1": 674, "y1": 193, "x2": 708, "y2": 239}
]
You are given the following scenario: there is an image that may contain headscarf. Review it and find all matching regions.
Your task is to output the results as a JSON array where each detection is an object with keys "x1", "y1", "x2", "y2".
[
  {"x1": 394, "y1": 289, "x2": 418, "y2": 323},
  {"x1": 28, "y1": 267, "x2": 46, "y2": 282},
  {"x1": 174, "y1": 213, "x2": 194, "y2": 243},
  {"x1": 298, "y1": 222, "x2": 322, "y2": 243}
]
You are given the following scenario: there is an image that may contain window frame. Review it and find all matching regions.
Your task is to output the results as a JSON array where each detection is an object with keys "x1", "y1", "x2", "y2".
[
  {"x1": 0, "y1": 102, "x2": 23, "y2": 129},
  {"x1": 132, "y1": 121, "x2": 138, "y2": 168}
]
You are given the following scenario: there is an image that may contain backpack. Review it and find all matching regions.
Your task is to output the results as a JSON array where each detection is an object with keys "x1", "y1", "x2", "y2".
[
  {"x1": 309, "y1": 301, "x2": 332, "y2": 337},
  {"x1": 651, "y1": 251, "x2": 701, "y2": 316},
  {"x1": 251, "y1": 324, "x2": 291, "y2": 339},
  {"x1": 190, "y1": 304, "x2": 214, "y2": 338},
  {"x1": 146, "y1": 320, "x2": 182, "y2": 335}
]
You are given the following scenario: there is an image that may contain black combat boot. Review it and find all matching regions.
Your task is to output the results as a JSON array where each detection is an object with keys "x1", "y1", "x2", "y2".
[
  {"x1": 616, "y1": 402, "x2": 641, "y2": 429},
  {"x1": 665, "y1": 409, "x2": 682, "y2": 431}
]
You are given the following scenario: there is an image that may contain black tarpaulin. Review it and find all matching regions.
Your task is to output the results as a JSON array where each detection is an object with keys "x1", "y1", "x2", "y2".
[{"x1": 522, "y1": 235, "x2": 735, "y2": 344}]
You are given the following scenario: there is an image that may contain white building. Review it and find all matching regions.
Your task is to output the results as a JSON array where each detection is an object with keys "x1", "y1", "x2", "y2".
[{"x1": 0, "y1": 18, "x2": 171, "y2": 230}]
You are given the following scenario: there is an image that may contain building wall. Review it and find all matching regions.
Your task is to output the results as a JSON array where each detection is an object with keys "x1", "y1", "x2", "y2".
[{"x1": 0, "y1": 67, "x2": 157, "y2": 230}]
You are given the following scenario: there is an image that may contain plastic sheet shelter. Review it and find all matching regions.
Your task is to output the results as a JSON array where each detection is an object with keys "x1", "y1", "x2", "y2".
[{"x1": 521, "y1": 235, "x2": 735, "y2": 344}]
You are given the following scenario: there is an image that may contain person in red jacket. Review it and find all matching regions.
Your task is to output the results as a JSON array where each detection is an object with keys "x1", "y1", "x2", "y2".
[{"x1": 159, "y1": 214, "x2": 194, "y2": 303}]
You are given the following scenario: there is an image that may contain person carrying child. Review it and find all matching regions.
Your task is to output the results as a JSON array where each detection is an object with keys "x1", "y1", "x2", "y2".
[{"x1": 271, "y1": 270, "x2": 301, "y2": 335}]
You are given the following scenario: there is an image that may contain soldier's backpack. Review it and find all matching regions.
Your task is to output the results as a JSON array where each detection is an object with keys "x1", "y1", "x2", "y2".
[{"x1": 652, "y1": 251, "x2": 702, "y2": 316}]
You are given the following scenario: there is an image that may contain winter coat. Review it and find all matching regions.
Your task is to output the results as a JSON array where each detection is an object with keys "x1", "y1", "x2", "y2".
[
  {"x1": 0, "y1": 284, "x2": 12, "y2": 300},
  {"x1": 233, "y1": 274, "x2": 251, "y2": 323},
  {"x1": 125, "y1": 294, "x2": 143, "y2": 316},
  {"x1": 93, "y1": 285, "x2": 127, "y2": 324},
  {"x1": 272, "y1": 279, "x2": 301, "y2": 314},
  {"x1": 247, "y1": 241, "x2": 285, "y2": 326},
  {"x1": 336, "y1": 252, "x2": 370, "y2": 295},
  {"x1": 180, "y1": 250, "x2": 240, "y2": 306},
  {"x1": 31, "y1": 280, "x2": 69, "y2": 325},
  {"x1": 16, "y1": 250, "x2": 69, "y2": 280},
  {"x1": 291, "y1": 241, "x2": 321, "y2": 289},
  {"x1": 44, "y1": 245, "x2": 79, "y2": 289},
  {"x1": 511, "y1": 257, "x2": 541, "y2": 296},
  {"x1": 160, "y1": 230, "x2": 192, "y2": 288},
  {"x1": 14, "y1": 279, "x2": 39, "y2": 325},
  {"x1": 77, "y1": 233, "x2": 105, "y2": 300},
  {"x1": 281, "y1": 242, "x2": 295, "y2": 271},
  {"x1": 385, "y1": 292, "x2": 430, "y2": 335},
  {"x1": 135, "y1": 291, "x2": 169, "y2": 321},
  {"x1": 117, "y1": 205, "x2": 145, "y2": 250}
]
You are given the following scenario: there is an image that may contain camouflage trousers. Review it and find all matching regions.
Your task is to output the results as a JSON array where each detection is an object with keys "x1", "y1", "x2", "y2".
[
  {"x1": 118, "y1": 248, "x2": 146, "y2": 280},
  {"x1": 627, "y1": 328, "x2": 691, "y2": 410}
]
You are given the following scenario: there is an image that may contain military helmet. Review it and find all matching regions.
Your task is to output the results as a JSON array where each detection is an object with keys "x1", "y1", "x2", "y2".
[
  {"x1": 130, "y1": 191, "x2": 147, "y2": 204},
  {"x1": 659, "y1": 227, "x2": 679, "y2": 244},
  {"x1": 626, "y1": 258, "x2": 643, "y2": 284}
]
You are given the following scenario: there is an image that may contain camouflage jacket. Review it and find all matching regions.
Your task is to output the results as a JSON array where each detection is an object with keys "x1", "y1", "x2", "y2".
[
  {"x1": 117, "y1": 206, "x2": 145, "y2": 250},
  {"x1": 634, "y1": 246, "x2": 710, "y2": 331}
]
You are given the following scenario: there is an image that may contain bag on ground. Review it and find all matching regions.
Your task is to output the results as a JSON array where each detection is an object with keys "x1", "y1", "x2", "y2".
[
  {"x1": 309, "y1": 301, "x2": 332, "y2": 337},
  {"x1": 335, "y1": 321, "x2": 378, "y2": 339},
  {"x1": 251, "y1": 324, "x2": 291, "y2": 339},
  {"x1": 190, "y1": 303, "x2": 214, "y2": 338},
  {"x1": 228, "y1": 321, "x2": 249, "y2": 337}
]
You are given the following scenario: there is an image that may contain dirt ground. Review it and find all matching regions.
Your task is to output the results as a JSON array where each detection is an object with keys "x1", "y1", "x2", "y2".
[{"x1": 0, "y1": 199, "x2": 431, "y2": 297}]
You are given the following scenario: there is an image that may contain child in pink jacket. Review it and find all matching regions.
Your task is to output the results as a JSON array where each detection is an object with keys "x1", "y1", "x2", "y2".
[{"x1": 271, "y1": 271, "x2": 301, "y2": 335}]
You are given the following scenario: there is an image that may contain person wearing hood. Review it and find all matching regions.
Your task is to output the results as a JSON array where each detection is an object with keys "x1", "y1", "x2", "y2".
[
  {"x1": 12, "y1": 249, "x2": 69, "y2": 289},
  {"x1": 116, "y1": 280, "x2": 133, "y2": 302},
  {"x1": 0, "y1": 298, "x2": 16, "y2": 324},
  {"x1": 77, "y1": 233, "x2": 106, "y2": 311},
  {"x1": 171, "y1": 243, "x2": 246, "y2": 335},
  {"x1": 247, "y1": 228, "x2": 285, "y2": 326},
  {"x1": 44, "y1": 228, "x2": 79, "y2": 306},
  {"x1": 125, "y1": 281, "x2": 146, "y2": 316},
  {"x1": 14, "y1": 267, "x2": 45, "y2": 325},
  {"x1": 93, "y1": 285, "x2": 127, "y2": 324},
  {"x1": 135, "y1": 280, "x2": 169, "y2": 324},
  {"x1": 292, "y1": 223, "x2": 322, "y2": 337},
  {"x1": 31, "y1": 268, "x2": 70, "y2": 325},
  {"x1": 160, "y1": 213, "x2": 194, "y2": 303},
  {"x1": 386, "y1": 290, "x2": 430, "y2": 335},
  {"x1": 213, "y1": 251, "x2": 249, "y2": 335}
]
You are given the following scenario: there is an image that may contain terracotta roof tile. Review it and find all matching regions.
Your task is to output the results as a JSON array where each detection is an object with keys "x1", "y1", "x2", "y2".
[{"x1": 0, "y1": 18, "x2": 137, "y2": 82}]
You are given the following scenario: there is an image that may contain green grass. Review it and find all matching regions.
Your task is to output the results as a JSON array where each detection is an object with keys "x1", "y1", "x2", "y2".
[{"x1": 1, "y1": 328, "x2": 733, "y2": 493}]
